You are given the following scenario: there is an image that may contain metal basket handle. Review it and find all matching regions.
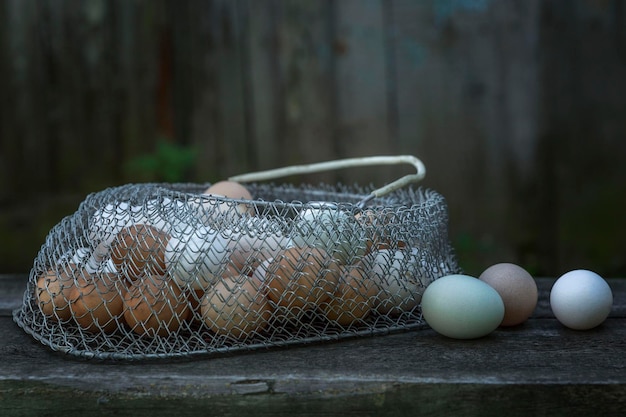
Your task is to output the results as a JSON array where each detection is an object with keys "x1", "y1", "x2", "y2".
[{"x1": 228, "y1": 155, "x2": 426, "y2": 209}]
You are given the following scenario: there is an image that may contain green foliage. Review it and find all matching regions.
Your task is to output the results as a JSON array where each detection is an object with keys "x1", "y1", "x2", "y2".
[{"x1": 125, "y1": 139, "x2": 197, "y2": 183}]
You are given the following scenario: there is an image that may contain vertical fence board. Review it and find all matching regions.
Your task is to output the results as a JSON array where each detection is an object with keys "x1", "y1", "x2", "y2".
[
  {"x1": 276, "y1": 0, "x2": 336, "y2": 183},
  {"x1": 334, "y1": 0, "x2": 394, "y2": 185},
  {"x1": 213, "y1": 0, "x2": 250, "y2": 177},
  {"x1": 246, "y1": 0, "x2": 282, "y2": 172},
  {"x1": 175, "y1": 0, "x2": 220, "y2": 181},
  {"x1": 0, "y1": 0, "x2": 625, "y2": 276},
  {"x1": 538, "y1": 0, "x2": 626, "y2": 274}
]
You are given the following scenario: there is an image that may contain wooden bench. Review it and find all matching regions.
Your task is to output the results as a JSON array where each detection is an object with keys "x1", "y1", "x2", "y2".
[{"x1": 1, "y1": 274, "x2": 624, "y2": 416}]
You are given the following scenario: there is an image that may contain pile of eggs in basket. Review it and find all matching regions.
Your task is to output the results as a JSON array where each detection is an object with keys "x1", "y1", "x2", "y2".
[{"x1": 35, "y1": 181, "x2": 430, "y2": 340}]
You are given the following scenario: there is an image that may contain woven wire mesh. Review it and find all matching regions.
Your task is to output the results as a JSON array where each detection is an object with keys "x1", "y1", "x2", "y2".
[{"x1": 13, "y1": 182, "x2": 460, "y2": 360}]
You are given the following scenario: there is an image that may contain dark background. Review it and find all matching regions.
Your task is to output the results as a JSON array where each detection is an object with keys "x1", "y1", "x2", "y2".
[{"x1": 1, "y1": 0, "x2": 625, "y2": 277}]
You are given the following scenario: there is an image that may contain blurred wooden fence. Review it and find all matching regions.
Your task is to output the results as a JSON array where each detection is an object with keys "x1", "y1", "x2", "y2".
[{"x1": 1, "y1": 0, "x2": 625, "y2": 276}]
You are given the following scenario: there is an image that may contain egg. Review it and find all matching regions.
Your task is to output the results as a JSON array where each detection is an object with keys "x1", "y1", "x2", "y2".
[
  {"x1": 321, "y1": 264, "x2": 378, "y2": 326},
  {"x1": 89, "y1": 248, "x2": 119, "y2": 274},
  {"x1": 251, "y1": 258, "x2": 273, "y2": 283},
  {"x1": 72, "y1": 246, "x2": 118, "y2": 275},
  {"x1": 355, "y1": 209, "x2": 405, "y2": 252},
  {"x1": 87, "y1": 200, "x2": 175, "y2": 253},
  {"x1": 200, "y1": 275, "x2": 272, "y2": 339},
  {"x1": 165, "y1": 224, "x2": 231, "y2": 290},
  {"x1": 225, "y1": 217, "x2": 288, "y2": 272},
  {"x1": 110, "y1": 223, "x2": 170, "y2": 281},
  {"x1": 123, "y1": 274, "x2": 191, "y2": 337},
  {"x1": 479, "y1": 263, "x2": 538, "y2": 326},
  {"x1": 266, "y1": 247, "x2": 341, "y2": 312},
  {"x1": 35, "y1": 263, "x2": 80, "y2": 321},
  {"x1": 69, "y1": 270, "x2": 125, "y2": 334},
  {"x1": 365, "y1": 248, "x2": 427, "y2": 316},
  {"x1": 88, "y1": 202, "x2": 148, "y2": 247},
  {"x1": 184, "y1": 288, "x2": 207, "y2": 328},
  {"x1": 165, "y1": 218, "x2": 288, "y2": 290},
  {"x1": 201, "y1": 181, "x2": 255, "y2": 222},
  {"x1": 204, "y1": 181, "x2": 253, "y2": 200},
  {"x1": 550, "y1": 269, "x2": 613, "y2": 330},
  {"x1": 289, "y1": 203, "x2": 367, "y2": 264},
  {"x1": 421, "y1": 274, "x2": 505, "y2": 339}
]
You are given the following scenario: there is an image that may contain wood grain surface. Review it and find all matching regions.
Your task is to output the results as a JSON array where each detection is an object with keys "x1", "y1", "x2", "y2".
[{"x1": 1, "y1": 275, "x2": 624, "y2": 416}]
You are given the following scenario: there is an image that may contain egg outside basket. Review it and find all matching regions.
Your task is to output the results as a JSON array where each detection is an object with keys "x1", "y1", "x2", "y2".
[{"x1": 13, "y1": 156, "x2": 461, "y2": 360}]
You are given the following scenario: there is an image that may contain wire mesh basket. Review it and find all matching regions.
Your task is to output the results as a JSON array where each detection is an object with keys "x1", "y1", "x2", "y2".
[{"x1": 13, "y1": 156, "x2": 461, "y2": 360}]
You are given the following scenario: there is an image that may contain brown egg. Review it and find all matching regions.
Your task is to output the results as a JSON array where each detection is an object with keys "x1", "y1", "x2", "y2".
[
  {"x1": 222, "y1": 253, "x2": 256, "y2": 277},
  {"x1": 110, "y1": 223, "x2": 170, "y2": 280},
  {"x1": 266, "y1": 247, "x2": 340, "y2": 312},
  {"x1": 201, "y1": 275, "x2": 272, "y2": 339},
  {"x1": 479, "y1": 263, "x2": 538, "y2": 327},
  {"x1": 322, "y1": 264, "x2": 378, "y2": 326},
  {"x1": 36, "y1": 263, "x2": 80, "y2": 321},
  {"x1": 185, "y1": 288, "x2": 207, "y2": 328},
  {"x1": 69, "y1": 271, "x2": 125, "y2": 334},
  {"x1": 123, "y1": 274, "x2": 190, "y2": 337},
  {"x1": 187, "y1": 289, "x2": 205, "y2": 314}
]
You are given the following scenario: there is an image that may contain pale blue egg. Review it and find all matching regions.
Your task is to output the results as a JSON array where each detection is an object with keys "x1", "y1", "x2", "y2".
[{"x1": 421, "y1": 274, "x2": 505, "y2": 339}]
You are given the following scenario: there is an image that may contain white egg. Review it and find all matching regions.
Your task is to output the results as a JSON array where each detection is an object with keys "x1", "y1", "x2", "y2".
[
  {"x1": 70, "y1": 247, "x2": 91, "y2": 265},
  {"x1": 550, "y1": 269, "x2": 613, "y2": 330},
  {"x1": 88, "y1": 202, "x2": 145, "y2": 246},
  {"x1": 289, "y1": 203, "x2": 366, "y2": 264},
  {"x1": 66, "y1": 247, "x2": 117, "y2": 274},
  {"x1": 165, "y1": 224, "x2": 231, "y2": 290},
  {"x1": 88, "y1": 200, "x2": 172, "y2": 247},
  {"x1": 252, "y1": 258, "x2": 273, "y2": 283},
  {"x1": 421, "y1": 274, "x2": 505, "y2": 339}
]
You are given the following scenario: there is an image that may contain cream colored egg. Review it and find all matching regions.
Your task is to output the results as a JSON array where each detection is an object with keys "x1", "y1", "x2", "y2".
[
  {"x1": 204, "y1": 181, "x2": 253, "y2": 200},
  {"x1": 200, "y1": 275, "x2": 272, "y2": 339},
  {"x1": 201, "y1": 181, "x2": 255, "y2": 223},
  {"x1": 84, "y1": 243, "x2": 118, "y2": 274},
  {"x1": 365, "y1": 248, "x2": 428, "y2": 316}
]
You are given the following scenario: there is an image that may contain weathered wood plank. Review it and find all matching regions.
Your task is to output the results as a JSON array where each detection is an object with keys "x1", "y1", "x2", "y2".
[
  {"x1": 2, "y1": 275, "x2": 625, "y2": 415},
  {"x1": 0, "y1": 380, "x2": 624, "y2": 417}
]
